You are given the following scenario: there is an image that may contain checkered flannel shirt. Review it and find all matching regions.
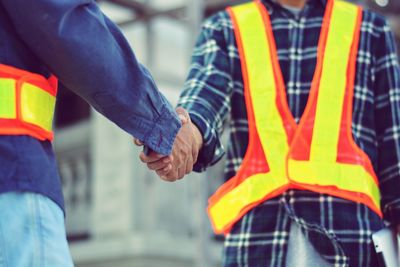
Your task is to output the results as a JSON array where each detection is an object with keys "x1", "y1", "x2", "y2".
[{"x1": 177, "y1": 0, "x2": 400, "y2": 266}]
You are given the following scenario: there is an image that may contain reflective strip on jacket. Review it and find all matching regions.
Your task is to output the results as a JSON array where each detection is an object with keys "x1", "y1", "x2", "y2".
[{"x1": 0, "y1": 64, "x2": 57, "y2": 141}]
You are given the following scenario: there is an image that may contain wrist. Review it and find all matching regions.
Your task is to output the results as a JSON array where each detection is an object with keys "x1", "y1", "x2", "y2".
[{"x1": 191, "y1": 122, "x2": 203, "y2": 153}]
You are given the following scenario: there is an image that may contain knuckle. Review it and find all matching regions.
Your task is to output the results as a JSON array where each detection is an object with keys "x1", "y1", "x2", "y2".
[
  {"x1": 139, "y1": 154, "x2": 146, "y2": 163},
  {"x1": 160, "y1": 176, "x2": 170, "y2": 182},
  {"x1": 184, "y1": 145, "x2": 191, "y2": 154},
  {"x1": 180, "y1": 146, "x2": 189, "y2": 156},
  {"x1": 149, "y1": 164, "x2": 159, "y2": 171},
  {"x1": 166, "y1": 176, "x2": 176, "y2": 182}
]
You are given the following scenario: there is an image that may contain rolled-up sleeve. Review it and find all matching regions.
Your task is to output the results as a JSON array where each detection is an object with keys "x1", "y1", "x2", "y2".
[{"x1": 0, "y1": 0, "x2": 181, "y2": 155}]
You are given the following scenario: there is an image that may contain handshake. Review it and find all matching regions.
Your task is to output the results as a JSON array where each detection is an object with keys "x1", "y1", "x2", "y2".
[{"x1": 135, "y1": 107, "x2": 203, "y2": 181}]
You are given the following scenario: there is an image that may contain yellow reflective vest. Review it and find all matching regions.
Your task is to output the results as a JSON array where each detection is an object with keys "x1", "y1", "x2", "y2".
[{"x1": 207, "y1": 0, "x2": 382, "y2": 235}]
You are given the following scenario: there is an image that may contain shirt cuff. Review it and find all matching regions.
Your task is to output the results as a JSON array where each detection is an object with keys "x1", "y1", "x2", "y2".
[{"x1": 143, "y1": 104, "x2": 181, "y2": 155}]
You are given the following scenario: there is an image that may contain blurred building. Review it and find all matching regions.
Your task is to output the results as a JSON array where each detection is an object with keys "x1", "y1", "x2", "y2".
[{"x1": 53, "y1": 1, "x2": 400, "y2": 267}]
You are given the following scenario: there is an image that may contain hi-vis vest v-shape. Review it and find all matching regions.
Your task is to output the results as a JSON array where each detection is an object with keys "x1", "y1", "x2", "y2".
[
  {"x1": 0, "y1": 64, "x2": 57, "y2": 141},
  {"x1": 207, "y1": 0, "x2": 382, "y2": 235}
]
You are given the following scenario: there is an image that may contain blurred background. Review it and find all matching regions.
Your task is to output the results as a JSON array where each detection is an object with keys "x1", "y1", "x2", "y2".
[{"x1": 53, "y1": 0, "x2": 400, "y2": 266}]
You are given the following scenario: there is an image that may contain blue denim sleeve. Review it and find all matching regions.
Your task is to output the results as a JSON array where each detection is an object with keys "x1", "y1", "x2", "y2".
[{"x1": 0, "y1": 0, "x2": 181, "y2": 155}]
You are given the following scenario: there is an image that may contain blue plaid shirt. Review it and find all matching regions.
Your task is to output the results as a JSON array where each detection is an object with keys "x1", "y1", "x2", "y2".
[{"x1": 178, "y1": 0, "x2": 400, "y2": 266}]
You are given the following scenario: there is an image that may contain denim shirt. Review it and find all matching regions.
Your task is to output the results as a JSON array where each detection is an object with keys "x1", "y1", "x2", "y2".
[{"x1": 0, "y1": 0, "x2": 181, "y2": 210}]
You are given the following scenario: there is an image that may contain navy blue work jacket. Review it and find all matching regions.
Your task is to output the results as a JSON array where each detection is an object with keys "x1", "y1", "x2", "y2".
[{"x1": 0, "y1": 0, "x2": 181, "y2": 209}]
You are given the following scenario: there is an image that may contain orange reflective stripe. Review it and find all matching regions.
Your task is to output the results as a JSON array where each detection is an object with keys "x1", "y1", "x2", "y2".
[
  {"x1": 309, "y1": 0, "x2": 359, "y2": 163},
  {"x1": 207, "y1": 0, "x2": 382, "y2": 236},
  {"x1": 0, "y1": 64, "x2": 57, "y2": 141},
  {"x1": 288, "y1": 0, "x2": 334, "y2": 162},
  {"x1": 288, "y1": 160, "x2": 381, "y2": 216},
  {"x1": 288, "y1": 1, "x2": 381, "y2": 214},
  {"x1": 336, "y1": 7, "x2": 378, "y2": 183},
  {"x1": 208, "y1": 173, "x2": 288, "y2": 234},
  {"x1": 256, "y1": 0, "x2": 297, "y2": 142},
  {"x1": 208, "y1": 1, "x2": 290, "y2": 234}
]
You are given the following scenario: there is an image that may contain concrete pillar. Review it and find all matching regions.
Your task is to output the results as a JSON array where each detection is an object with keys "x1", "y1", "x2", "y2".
[{"x1": 90, "y1": 110, "x2": 137, "y2": 238}]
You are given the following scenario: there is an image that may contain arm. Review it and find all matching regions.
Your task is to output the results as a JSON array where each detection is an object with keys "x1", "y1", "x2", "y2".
[
  {"x1": 0, "y1": 0, "x2": 180, "y2": 155},
  {"x1": 373, "y1": 17, "x2": 400, "y2": 229},
  {"x1": 139, "y1": 12, "x2": 234, "y2": 180},
  {"x1": 177, "y1": 13, "x2": 234, "y2": 172}
]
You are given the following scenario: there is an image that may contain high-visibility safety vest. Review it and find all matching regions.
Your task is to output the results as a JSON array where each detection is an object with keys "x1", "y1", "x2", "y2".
[
  {"x1": 207, "y1": 0, "x2": 382, "y2": 235},
  {"x1": 0, "y1": 64, "x2": 57, "y2": 141}
]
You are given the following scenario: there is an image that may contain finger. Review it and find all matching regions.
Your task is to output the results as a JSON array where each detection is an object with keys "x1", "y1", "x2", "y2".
[
  {"x1": 162, "y1": 167, "x2": 181, "y2": 182},
  {"x1": 139, "y1": 151, "x2": 167, "y2": 163},
  {"x1": 159, "y1": 176, "x2": 174, "y2": 182},
  {"x1": 159, "y1": 172, "x2": 175, "y2": 182},
  {"x1": 171, "y1": 149, "x2": 184, "y2": 169},
  {"x1": 162, "y1": 176, "x2": 177, "y2": 182},
  {"x1": 147, "y1": 160, "x2": 171, "y2": 171},
  {"x1": 192, "y1": 141, "x2": 199, "y2": 164},
  {"x1": 134, "y1": 139, "x2": 144, "y2": 146},
  {"x1": 177, "y1": 167, "x2": 186, "y2": 180},
  {"x1": 176, "y1": 107, "x2": 190, "y2": 124},
  {"x1": 185, "y1": 155, "x2": 194, "y2": 175},
  {"x1": 156, "y1": 164, "x2": 173, "y2": 177},
  {"x1": 178, "y1": 114, "x2": 188, "y2": 124}
]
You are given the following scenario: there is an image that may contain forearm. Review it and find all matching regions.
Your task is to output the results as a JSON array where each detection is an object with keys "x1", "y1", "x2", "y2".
[
  {"x1": 1, "y1": 0, "x2": 180, "y2": 154},
  {"x1": 191, "y1": 120, "x2": 203, "y2": 157}
]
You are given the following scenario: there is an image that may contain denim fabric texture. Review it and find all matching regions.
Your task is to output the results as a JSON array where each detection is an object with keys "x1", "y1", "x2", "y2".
[
  {"x1": 0, "y1": 0, "x2": 181, "y2": 211},
  {"x1": 0, "y1": 192, "x2": 74, "y2": 267}
]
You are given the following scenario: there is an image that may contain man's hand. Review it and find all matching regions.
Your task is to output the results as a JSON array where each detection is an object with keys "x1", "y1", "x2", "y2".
[{"x1": 135, "y1": 107, "x2": 203, "y2": 182}]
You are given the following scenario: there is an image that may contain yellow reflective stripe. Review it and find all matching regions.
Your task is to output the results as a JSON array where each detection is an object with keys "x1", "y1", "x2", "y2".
[
  {"x1": 0, "y1": 79, "x2": 16, "y2": 119},
  {"x1": 209, "y1": 2, "x2": 290, "y2": 232},
  {"x1": 289, "y1": 159, "x2": 380, "y2": 209},
  {"x1": 233, "y1": 2, "x2": 289, "y2": 172},
  {"x1": 310, "y1": 0, "x2": 359, "y2": 163},
  {"x1": 209, "y1": 172, "x2": 287, "y2": 232},
  {"x1": 21, "y1": 83, "x2": 55, "y2": 131}
]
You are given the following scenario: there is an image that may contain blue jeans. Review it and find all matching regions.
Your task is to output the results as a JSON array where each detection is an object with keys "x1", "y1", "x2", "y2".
[
  {"x1": 0, "y1": 192, "x2": 74, "y2": 267},
  {"x1": 286, "y1": 223, "x2": 332, "y2": 267}
]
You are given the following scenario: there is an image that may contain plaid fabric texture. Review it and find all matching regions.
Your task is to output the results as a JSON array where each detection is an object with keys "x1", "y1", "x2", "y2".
[{"x1": 177, "y1": 0, "x2": 400, "y2": 266}]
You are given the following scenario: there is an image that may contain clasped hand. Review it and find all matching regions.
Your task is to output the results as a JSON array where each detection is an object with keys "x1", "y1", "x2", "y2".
[{"x1": 135, "y1": 107, "x2": 202, "y2": 182}]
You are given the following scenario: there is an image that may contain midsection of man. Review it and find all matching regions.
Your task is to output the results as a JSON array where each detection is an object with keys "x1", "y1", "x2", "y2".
[
  {"x1": 177, "y1": 0, "x2": 400, "y2": 266},
  {"x1": 0, "y1": 3, "x2": 63, "y2": 211},
  {"x1": 0, "y1": 1, "x2": 181, "y2": 210},
  {"x1": 0, "y1": 1, "x2": 182, "y2": 266}
]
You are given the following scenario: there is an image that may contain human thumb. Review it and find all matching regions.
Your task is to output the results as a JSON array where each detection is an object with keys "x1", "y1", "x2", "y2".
[{"x1": 176, "y1": 107, "x2": 190, "y2": 124}]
